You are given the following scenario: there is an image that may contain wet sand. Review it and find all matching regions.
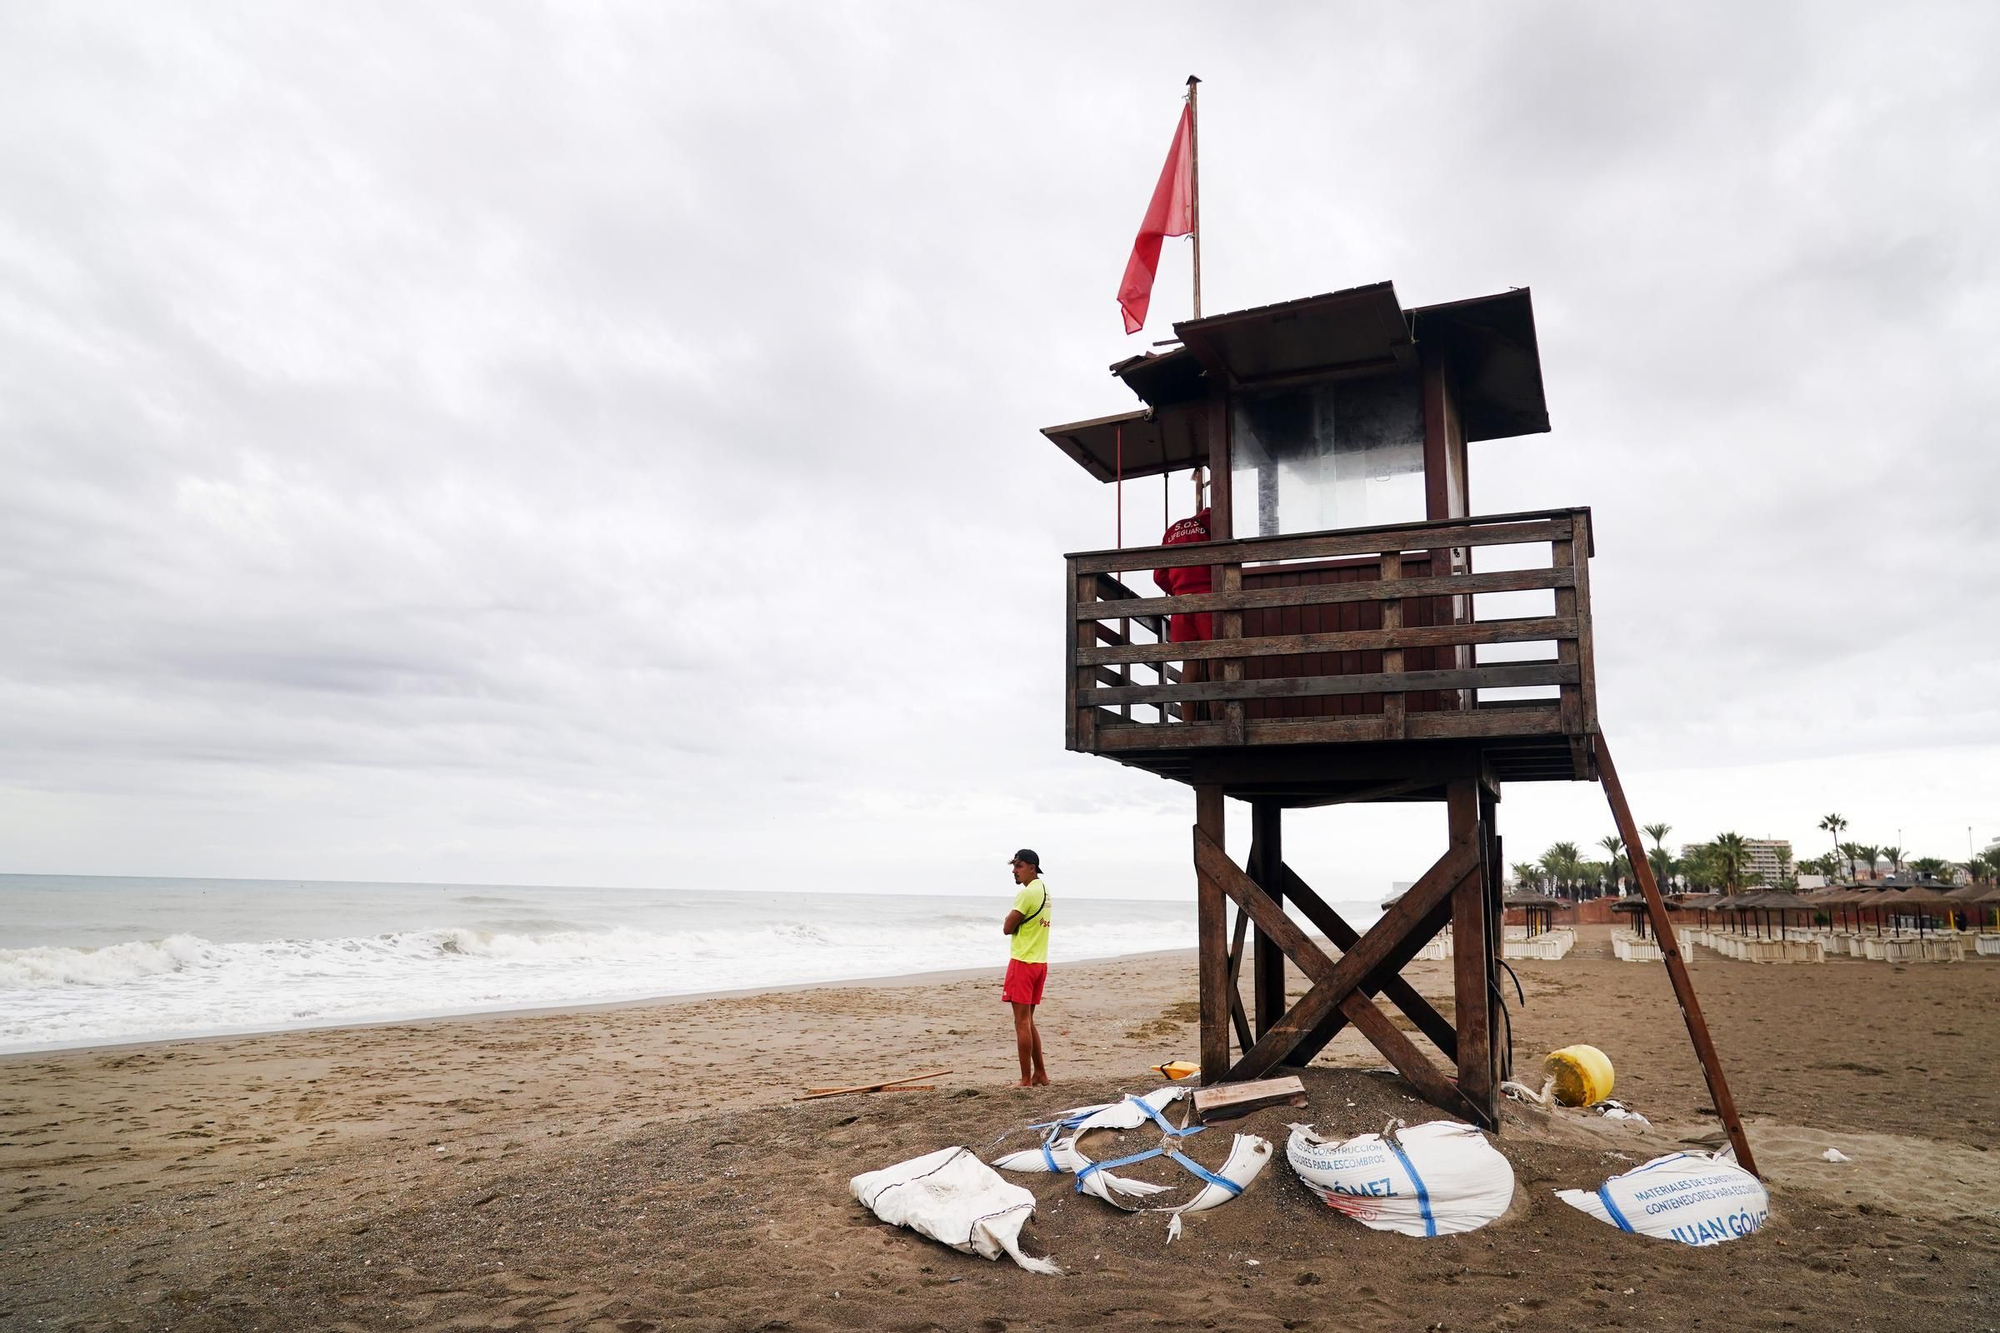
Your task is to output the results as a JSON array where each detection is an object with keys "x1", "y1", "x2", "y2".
[{"x1": 3, "y1": 926, "x2": 1997, "y2": 1330}]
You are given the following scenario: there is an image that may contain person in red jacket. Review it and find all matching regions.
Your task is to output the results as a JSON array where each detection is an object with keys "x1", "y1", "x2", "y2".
[
  {"x1": 1154, "y1": 470, "x2": 1213, "y2": 720},
  {"x1": 1154, "y1": 468, "x2": 1214, "y2": 642}
]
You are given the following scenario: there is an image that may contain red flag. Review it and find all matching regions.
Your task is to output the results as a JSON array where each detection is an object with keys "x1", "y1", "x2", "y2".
[{"x1": 1117, "y1": 103, "x2": 1195, "y2": 335}]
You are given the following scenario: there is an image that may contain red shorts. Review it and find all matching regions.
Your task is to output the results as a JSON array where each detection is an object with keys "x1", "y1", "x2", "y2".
[{"x1": 1002, "y1": 959, "x2": 1047, "y2": 1005}]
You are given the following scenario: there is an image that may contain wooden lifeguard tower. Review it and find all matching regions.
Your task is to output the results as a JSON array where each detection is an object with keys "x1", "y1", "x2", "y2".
[{"x1": 1042, "y1": 280, "x2": 1756, "y2": 1170}]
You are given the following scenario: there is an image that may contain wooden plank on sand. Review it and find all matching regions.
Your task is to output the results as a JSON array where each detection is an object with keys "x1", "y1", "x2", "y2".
[
  {"x1": 1192, "y1": 1075, "x2": 1307, "y2": 1123},
  {"x1": 794, "y1": 1069, "x2": 951, "y2": 1101}
]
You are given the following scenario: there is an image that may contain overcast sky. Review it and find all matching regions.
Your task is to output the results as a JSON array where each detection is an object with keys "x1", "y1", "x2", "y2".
[{"x1": 3, "y1": 2, "x2": 1995, "y2": 900}]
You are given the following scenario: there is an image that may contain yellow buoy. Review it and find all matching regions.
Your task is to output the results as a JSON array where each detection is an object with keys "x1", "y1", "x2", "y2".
[
  {"x1": 1151, "y1": 1060, "x2": 1200, "y2": 1081},
  {"x1": 1544, "y1": 1045, "x2": 1615, "y2": 1107}
]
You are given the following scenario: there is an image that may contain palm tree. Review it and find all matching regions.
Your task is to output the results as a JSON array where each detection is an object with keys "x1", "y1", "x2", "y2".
[
  {"x1": 1818, "y1": 813, "x2": 1847, "y2": 873},
  {"x1": 1879, "y1": 845, "x2": 1904, "y2": 877},
  {"x1": 1599, "y1": 835, "x2": 1628, "y2": 893},
  {"x1": 1540, "y1": 841, "x2": 1582, "y2": 899},
  {"x1": 1908, "y1": 856, "x2": 1951, "y2": 882},
  {"x1": 1855, "y1": 844, "x2": 1881, "y2": 880},
  {"x1": 1510, "y1": 861, "x2": 1542, "y2": 891},
  {"x1": 1837, "y1": 841, "x2": 1867, "y2": 882},
  {"x1": 1680, "y1": 841, "x2": 1722, "y2": 890},
  {"x1": 1641, "y1": 822, "x2": 1673, "y2": 891},
  {"x1": 1713, "y1": 831, "x2": 1752, "y2": 894},
  {"x1": 1773, "y1": 845, "x2": 1795, "y2": 888}
]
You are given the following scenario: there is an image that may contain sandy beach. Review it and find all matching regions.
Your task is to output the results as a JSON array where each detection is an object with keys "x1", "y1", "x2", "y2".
[{"x1": 4, "y1": 925, "x2": 1998, "y2": 1331}]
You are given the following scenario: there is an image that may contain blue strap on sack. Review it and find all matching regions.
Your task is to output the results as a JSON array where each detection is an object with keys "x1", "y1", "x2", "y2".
[
  {"x1": 1127, "y1": 1094, "x2": 1183, "y2": 1135},
  {"x1": 1165, "y1": 1149, "x2": 1242, "y2": 1195},
  {"x1": 1075, "y1": 1145, "x2": 1167, "y2": 1190},
  {"x1": 1073, "y1": 1125, "x2": 1209, "y2": 1192},
  {"x1": 1383, "y1": 1136, "x2": 1439, "y2": 1237},
  {"x1": 1596, "y1": 1184, "x2": 1637, "y2": 1233}
]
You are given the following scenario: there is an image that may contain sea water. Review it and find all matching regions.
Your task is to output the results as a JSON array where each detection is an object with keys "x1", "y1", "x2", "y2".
[{"x1": 0, "y1": 875, "x2": 1229, "y2": 1054}]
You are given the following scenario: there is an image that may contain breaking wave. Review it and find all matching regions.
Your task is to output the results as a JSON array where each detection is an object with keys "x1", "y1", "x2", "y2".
[{"x1": 0, "y1": 910, "x2": 1200, "y2": 1053}]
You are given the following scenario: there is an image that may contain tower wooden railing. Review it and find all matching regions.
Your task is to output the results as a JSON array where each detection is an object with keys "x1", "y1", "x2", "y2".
[{"x1": 1065, "y1": 508, "x2": 1597, "y2": 762}]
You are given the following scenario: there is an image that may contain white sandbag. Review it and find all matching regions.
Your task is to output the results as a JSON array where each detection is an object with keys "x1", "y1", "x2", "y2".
[
  {"x1": 1073, "y1": 1154, "x2": 1179, "y2": 1209},
  {"x1": 1555, "y1": 1151, "x2": 1768, "y2": 1246},
  {"x1": 993, "y1": 1135, "x2": 1174, "y2": 1206},
  {"x1": 1287, "y1": 1120, "x2": 1515, "y2": 1237},
  {"x1": 850, "y1": 1146, "x2": 1060, "y2": 1274},
  {"x1": 1070, "y1": 1086, "x2": 1186, "y2": 1134},
  {"x1": 992, "y1": 1088, "x2": 1193, "y2": 1208},
  {"x1": 1171, "y1": 1133, "x2": 1273, "y2": 1216},
  {"x1": 1016, "y1": 1086, "x2": 1181, "y2": 1139},
  {"x1": 995, "y1": 1094, "x2": 1270, "y2": 1225},
  {"x1": 992, "y1": 1135, "x2": 1094, "y2": 1175},
  {"x1": 1081, "y1": 1130, "x2": 1273, "y2": 1215}
]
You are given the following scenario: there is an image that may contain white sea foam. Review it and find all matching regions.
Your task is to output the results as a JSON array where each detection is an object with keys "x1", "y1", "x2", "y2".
[
  {"x1": 0, "y1": 874, "x2": 1388, "y2": 1053},
  {"x1": 0, "y1": 908, "x2": 1203, "y2": 1052}
]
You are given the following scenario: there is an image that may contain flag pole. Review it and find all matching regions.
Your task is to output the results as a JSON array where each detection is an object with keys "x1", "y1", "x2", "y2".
[{"x1": 1186, "y1": 75, "x2": 1202, "y2": 319}]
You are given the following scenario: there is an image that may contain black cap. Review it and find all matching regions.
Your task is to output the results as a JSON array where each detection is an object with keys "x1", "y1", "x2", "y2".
[{"x1": 1011, "y1": 848, "x2": 1042, "y2": 871}]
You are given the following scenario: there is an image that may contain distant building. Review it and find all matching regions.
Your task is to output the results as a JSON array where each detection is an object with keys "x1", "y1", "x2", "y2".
[{"x1": 1744, "y1": 838, "x2": 1793, "y2": 885}]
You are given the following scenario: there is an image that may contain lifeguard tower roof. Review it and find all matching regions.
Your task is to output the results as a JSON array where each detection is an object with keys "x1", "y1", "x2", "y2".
[{"x1": 1043, "y1": 281, "x2": 1548, "y2": 483}]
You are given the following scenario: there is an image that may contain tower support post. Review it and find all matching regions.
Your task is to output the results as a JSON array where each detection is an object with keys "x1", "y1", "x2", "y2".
[
  {"x1": 1449, "y1": 779, "x2": 1498, "y2": 1127},
  {"x1": 1194, "y1": 785, "x2": 1230, "y2": 1083},
  {"x1": 1250, "y1": 799, "x2": 1285, "y2": 1036}
]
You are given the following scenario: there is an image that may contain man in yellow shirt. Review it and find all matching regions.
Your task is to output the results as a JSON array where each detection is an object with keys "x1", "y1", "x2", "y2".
[{"x1": 1002, "y1": 849, "x2": 1052, "y2": 1087}]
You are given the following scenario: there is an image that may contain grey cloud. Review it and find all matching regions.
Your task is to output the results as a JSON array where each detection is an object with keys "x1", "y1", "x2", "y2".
[{"x1": 1, "y1": 1, "x2": 1996, "y2": 892}]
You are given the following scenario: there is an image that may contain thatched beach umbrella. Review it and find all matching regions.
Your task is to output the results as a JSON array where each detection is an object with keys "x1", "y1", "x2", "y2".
[
  {"x1": 1716, "y1": 891, "x2": 1774, "y2": 937},
  {"x1": 1808, "y1": 885, "x2": 1860, "y2": 932},
  {"x1": 1503, "y1": 892, "x2": 1568, "y2": 939},
  {"x1": 1748, "y1": 889, "x2": 1813, "y2": 939},
  {"x1": 1833, "y1": 883, "x2": 1897, "y2": 936},
  {"x1": 1881, "y1": 883, "x2": 1952, "y2": 937},
  {"x1": 1855, "y1": 887, "x2": 1892, "y2": 933},
  {"x1": 1668, "y1": 892, "x2": 1721, "y2": 934},
  {"x1": 1939, "y1": 882, "x2": 1988, "y2": 931},
  {"x1": 1792, "y1": 887, "x2": 1840, "y2": 936},
  {"x1": 1610, "y1": 896, "x2": 1678, "y2": 939}
]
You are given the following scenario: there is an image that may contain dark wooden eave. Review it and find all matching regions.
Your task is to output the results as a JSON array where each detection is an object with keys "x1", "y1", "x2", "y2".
[
  {"x1": 1108, "y1": 345, "x2": 1207, "y2": 409},
  {"x1": 1047, "y1": 280, "x2": 1552, "y2": 483},
  {"x1": 1041, "y1": 403, "x2": 1208, "y2": 484},
  {"x1": 1408, "y1": 288, "x2": 1551, "y2": 441},
  {"x1": 1173, "y1": 281, "x2": 1415, "y2": 388}
]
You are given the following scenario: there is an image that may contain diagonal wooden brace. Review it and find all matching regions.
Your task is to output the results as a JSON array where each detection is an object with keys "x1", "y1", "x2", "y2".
[
  {"x1": 1286, "y1": 891, "x2": 1455, "y2": 1071},
  {"x1": 1278, "y1": 860, "x2": 1459, "y2": 1062},
  {"x1": 1194, "y1": 829, "x2": 1481, "y2": 1120},
  {"x1": 1224, "y1": 905, "x2": 1252, "y2": 1053},
  {"x1": 1598, "y1": 737, "x2": 1758, "y2": 1176}
]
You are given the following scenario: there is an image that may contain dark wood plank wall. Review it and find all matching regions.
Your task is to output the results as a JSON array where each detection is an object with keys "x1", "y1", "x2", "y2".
[{"x1": 1239, "y1": 556, "x2": 1461, "y2": 718}]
